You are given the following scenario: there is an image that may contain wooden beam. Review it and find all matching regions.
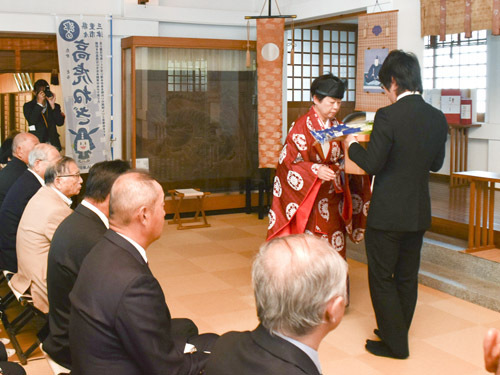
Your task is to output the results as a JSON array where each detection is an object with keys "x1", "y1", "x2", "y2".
[
  {"x1": 0, "y1": 37, "x2": 57, "y2": 51},
  {"x1": 121, "y1": 36, "x2": 256, "y2": 50},
  {"x1": 285, "y1": 10, "x2": 367, "y2": 29}
]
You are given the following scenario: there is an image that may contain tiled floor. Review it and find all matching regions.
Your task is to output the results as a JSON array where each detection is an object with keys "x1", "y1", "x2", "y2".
[{"x1": 17, "y1": 213, "x2": 500, "y2": 374}]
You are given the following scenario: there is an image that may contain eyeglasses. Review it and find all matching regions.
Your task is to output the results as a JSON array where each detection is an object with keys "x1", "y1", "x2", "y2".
[{"x1": 58, "y1": 172, "x2": 81, "y2": 178}]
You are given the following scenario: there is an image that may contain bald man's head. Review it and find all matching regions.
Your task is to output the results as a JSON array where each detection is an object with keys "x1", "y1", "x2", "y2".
[
  {"x1": 109, "y1": 171, "x2": 166, "y2": 246},
  {"x1": 12, "y1": 133, "x2": 39, "y2": 164}
]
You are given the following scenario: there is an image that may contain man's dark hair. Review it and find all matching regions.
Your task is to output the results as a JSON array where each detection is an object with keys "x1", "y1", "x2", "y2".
[
  {"x1": 45, "y1": 156, "x2": 75, "y2": 185},
  {"x1": 34, "y1": 79, "x2": 49, "y2": 94},
  {"x1": 310, "y1": 73, "x2": 346, "y2": 101},
  {"x1": 378, "y1": 50, "x2": 423, "y2": 95},
  {"x1": 85, "y1": 160, "x2": 131, "y2": 202}
]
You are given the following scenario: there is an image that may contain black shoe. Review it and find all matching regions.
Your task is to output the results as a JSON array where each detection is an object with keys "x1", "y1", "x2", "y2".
[{"x1": 365, "y1": 339, "x2": 408, "y2": 359}]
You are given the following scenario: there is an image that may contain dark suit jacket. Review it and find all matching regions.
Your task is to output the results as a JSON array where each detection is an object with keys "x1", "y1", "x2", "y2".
[
  {"x1": 43, "y1": 203, "x2": 107, "y2": 369},
  {"x1": 23, "y1": 99, "x2": 64, "y2": 150},
  {"x1": 0, "y1": 157, "x2": 27, "y2": 209},
  {"x1": 69, "y1": 230, "x2": 206, "y2": 375},
  {"x1": 0, "y1": 170, "x2": 42, "y2": 272},
  {"x1": 349, "y1": 95, "x2": 448, "y2": 231},
  {"x1": 205, "y1": 325, "x2": 320, "y2": 375}
]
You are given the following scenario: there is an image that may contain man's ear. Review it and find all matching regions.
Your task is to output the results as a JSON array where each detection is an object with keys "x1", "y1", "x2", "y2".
[
  {"x1": 138, "y1": 205, "x2": 149, "y2": 225},
  {"x1": 325, "y1": 295, "x2": 345, "y2": 329}
]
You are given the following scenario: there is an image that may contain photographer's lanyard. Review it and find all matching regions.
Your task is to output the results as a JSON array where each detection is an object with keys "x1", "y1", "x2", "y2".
[{"x1": 41, "y1": 112, "x2": 49, "y2": 129}]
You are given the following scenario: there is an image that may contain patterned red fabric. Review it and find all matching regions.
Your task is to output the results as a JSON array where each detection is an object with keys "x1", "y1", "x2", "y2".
[{"x1": 267, "y1": 107, "x2": 372, "y2": 259}]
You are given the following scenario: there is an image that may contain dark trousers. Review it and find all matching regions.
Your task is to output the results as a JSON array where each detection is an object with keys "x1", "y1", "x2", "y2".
[{"x1": 365, "y1": 227, "x2": 425, "y2": 357}]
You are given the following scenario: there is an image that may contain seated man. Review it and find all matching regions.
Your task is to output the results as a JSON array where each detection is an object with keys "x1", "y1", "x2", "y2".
[
  {"x1": 0, "y1": 144, "x2": 60, "y2": 272},
  {"x1": 205, "y1": 234, "x2": 348, "y2": 375},
  {"x1": 10, "y1": 157, "x2": 82, "y2": 313},
  {"x1": 0, "y1": 132, "x2": 39, "y2": 207},
  {"x1": 43, "y1": 160, "x2": 130, "y2": 369},
  {"x1": 69, "y1": 171, "x2": 218, "y2": 375}
]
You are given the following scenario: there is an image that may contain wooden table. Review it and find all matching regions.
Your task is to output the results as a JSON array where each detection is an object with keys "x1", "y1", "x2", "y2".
[
  {"x1": 453, "y1": 171, "x2": 500, "y2": 252},
  {"x1": 449, "y1": 123, "x2": 481, "y2": 187},
  {"x1": 168, "y1": 188, "x2": 211, "y2": 230}
]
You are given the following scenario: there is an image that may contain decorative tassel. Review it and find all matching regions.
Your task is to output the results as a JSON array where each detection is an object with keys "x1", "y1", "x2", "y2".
[
  {"x1": 363, "y1": 22, "x2": 367, "y2": 38},
  {"x1": 246, "y1": 20, "x2": 251, "y2": 68},
  {"x1": 385, "y1": 20, "x2": 389, "y2": 36}
]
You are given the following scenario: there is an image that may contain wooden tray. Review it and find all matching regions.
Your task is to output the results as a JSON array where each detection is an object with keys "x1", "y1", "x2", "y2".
[{"x1": 343, "y1": 134, "x2": 370, "y2": 175}]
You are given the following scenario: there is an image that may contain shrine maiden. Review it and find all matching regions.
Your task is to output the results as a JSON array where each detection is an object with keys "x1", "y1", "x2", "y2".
[{"x1": 267, "y1": 74, "x2": 371, "y2": 260}]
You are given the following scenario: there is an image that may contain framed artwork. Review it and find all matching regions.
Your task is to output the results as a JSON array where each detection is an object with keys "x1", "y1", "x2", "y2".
[{"x1": 363, "y1": 48, "x2": 389, "y2": 93}]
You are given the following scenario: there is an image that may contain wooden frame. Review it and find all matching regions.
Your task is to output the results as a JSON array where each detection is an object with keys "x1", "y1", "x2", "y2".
[{"x1": 121, "y1": 36, "x2": 257, "y2": 168}]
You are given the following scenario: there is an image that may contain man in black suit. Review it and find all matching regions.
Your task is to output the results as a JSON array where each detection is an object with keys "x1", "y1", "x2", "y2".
[
  {"x1": 0, "y1": 143, "x2": 60, "y2": 272},
  {"x1": 205, "y1": 234, "x2": 348, "y2": 375},
  {"x1": 69, "y1": 171, "x2": 217, "y2": 375},
  {"x1": 23, "y1": 79, "x2": 65, "y2": 151},
  {"x1": 345, "y1": 50, "x2": 448, "y2": 359},
  {"x1": 0, "y1": 132, "x2": 39, "y2": 208},
  {"x1": 43, "y1": 159, "x2": 130, "y2": 370}
]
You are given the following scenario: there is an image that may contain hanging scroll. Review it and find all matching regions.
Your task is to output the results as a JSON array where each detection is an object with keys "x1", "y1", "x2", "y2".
[{"x1": 355, "y1": 11, "x2": 398, "y2": 112}]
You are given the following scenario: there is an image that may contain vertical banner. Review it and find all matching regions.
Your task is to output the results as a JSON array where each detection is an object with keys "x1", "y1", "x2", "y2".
[
  {"x1": 56, "y1": 16, "x2": 110, "y2": 172},
  {"x1": 256, "y1": 18, "x2": 284, "y2": 169}
]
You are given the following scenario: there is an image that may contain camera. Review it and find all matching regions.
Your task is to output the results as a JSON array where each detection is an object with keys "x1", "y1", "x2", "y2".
[{"x1": 44, "y1": 85, "x2": 53, "y2": 98}]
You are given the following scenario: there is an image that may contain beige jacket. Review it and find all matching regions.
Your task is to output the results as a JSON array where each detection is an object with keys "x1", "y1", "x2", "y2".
[{"x1": 11, "y1": 186, "x2": 72, "y2": 313}]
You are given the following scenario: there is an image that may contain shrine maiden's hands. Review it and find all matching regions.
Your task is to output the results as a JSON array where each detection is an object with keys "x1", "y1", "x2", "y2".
[
  {"x1": 317, "y1": 165, "x2": 336, "y2": 182},
  {"x1": 484, "y1": 328, "x2": 500, "y2": 374}
]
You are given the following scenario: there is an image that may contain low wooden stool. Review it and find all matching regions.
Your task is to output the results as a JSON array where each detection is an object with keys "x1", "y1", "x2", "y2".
[{"x1": 168, "y1": 188, "x2": 211, "y2": 230}]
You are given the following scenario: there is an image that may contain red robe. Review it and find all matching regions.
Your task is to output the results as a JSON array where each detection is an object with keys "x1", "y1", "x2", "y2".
[{"x1": 267, "y1": 107, "x2": 371, "y2": 259}]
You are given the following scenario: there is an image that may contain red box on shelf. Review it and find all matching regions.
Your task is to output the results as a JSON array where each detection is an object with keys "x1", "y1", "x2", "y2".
[
  {"x1": 441, "y1": 89, "x2": 461, "y2": 124},
  {"x1": 460, "y1": 98, "x2": 472, "y2": 125}
]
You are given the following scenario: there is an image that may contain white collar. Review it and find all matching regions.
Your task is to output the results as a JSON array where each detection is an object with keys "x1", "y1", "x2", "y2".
[
  {"x1": 273, "y1": 331, "x2": 322, "y2": 374},
  {"x1": 27, "y1": 168, "x2": 45, "y2": 186},
  {"x1": 116, "y1": 232, "x2": 148, "y2": 264},
  {"x1": 397, "y1": 91, "x2": 420, "y2": 101},
  {"x1": 81, "y1": 199, "x2": 109, "y2": 229},
  {"x1": 50, "y1": 186, "x2": 72, "y2": 206}
]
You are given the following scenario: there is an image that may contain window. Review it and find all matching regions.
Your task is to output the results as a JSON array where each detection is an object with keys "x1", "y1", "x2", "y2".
[
  {"x1": 286, "y1": 26, "x2": 357, "y2": 103},
  {"x1": 423, "y1": 30, "x2": 487, "y2": 116},
  {"x1": 167, "y1": 59, "x2": 207, "y2": 92}
]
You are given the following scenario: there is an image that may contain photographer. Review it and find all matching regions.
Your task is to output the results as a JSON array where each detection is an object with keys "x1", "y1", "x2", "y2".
[{"x1": 23, "y1": 79, "x2": 65, "y2": 151}]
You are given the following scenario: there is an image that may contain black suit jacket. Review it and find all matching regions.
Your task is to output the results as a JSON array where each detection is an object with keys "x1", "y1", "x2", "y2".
[
  {"x1": 349, "y1": 94, "x2": 448, "y2": 232},
  {"x1": 205, "y1": 325, "x2": 321, "y2": 375},
  {"x1": 69, "y1": 230, "x2": 206, "y2": 375},
  {"x1": 23, "y1": 99, "x2": 64, "y2": 150},
  {"x1": 0, "y1": 157, "x2": 27, "y2": 209},
  {"x1": 43, "y1": 204, "x2": 107, "y2": 369},
  {"x1": 0, "y1": 170, "x2": 42, "y2": 272}
]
